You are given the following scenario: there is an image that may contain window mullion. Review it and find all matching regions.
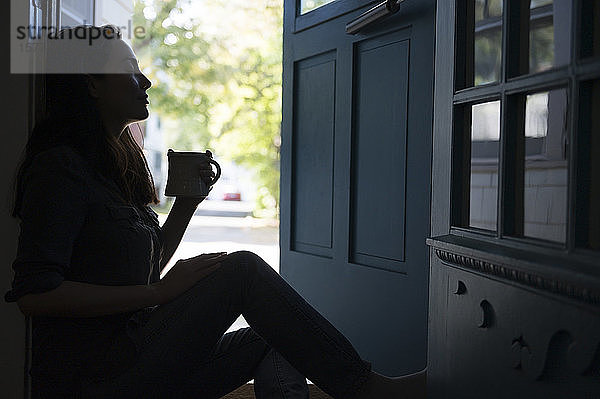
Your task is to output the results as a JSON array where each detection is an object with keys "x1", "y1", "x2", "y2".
[
  {"x1": 567, "y1": 78, "x2": 578, "y2": 252},
  {"x1": 506, "y1": 0, "x2": 529, "y2": 78},
  {"x1": 496, "y1": 0, "x2": 510, "y2": 238},
  {"x1": 565, "y1": 0, "x2": 579, "y2": 251},
  {"x1": 497, "y1": 92, "x2": 506, "y2": 238},
  {"x1": 502, "y1": 95, "x2": 525, "y2": 238}
]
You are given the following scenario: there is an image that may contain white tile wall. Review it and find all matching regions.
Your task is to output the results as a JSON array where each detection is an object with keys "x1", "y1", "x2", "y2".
[
  {"x1": 469, "y1": 170, "x2": 497, "y2": 231},
  {"x1": 469, "y1": 166, "x2": 567, "y2": 241}
]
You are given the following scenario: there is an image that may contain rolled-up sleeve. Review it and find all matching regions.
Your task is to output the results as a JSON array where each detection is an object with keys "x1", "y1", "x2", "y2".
[{"x1": 4, "y1": 146, "x2": 89, "y2": 303}]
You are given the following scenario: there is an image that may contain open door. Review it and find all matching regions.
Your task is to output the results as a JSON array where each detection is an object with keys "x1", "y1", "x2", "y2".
[{"x1": 280, "y1": 0, "x2": 436, "y2": 374}]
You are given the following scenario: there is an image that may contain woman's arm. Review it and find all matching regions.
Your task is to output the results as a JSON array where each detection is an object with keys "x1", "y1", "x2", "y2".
[
  {"x1": 159, "y1": 197, "x2": 203, "y2": 273},
  {"x1": 16, "y1": 252, "x2": 227, "y2": 318},
  {"x1": 17, "y1": 280, "x2": 162, "y2": 317}
]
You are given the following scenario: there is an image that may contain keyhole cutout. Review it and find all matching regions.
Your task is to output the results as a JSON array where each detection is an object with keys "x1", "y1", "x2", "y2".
[{"x1": 478, "y1": 300, "x2": 495, "y2": 329}]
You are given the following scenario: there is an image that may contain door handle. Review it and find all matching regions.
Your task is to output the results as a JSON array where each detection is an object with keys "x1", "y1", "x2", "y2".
[{"x1": 345, "y1": 0, "x2": 405, "y2": 34}]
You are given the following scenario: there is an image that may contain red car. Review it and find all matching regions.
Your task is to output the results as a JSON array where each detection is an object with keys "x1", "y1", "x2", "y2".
[{"x1": 223, "y1": 192, "x2": 241, "y2": 201}]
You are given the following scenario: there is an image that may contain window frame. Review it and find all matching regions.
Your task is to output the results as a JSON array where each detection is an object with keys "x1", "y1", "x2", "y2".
[
  {"x1": 293, "y1": 0, "x2": 377, "y2": 32},
  {"x1": 450, "y1": 0, "x2": 600, "y2": 254}
]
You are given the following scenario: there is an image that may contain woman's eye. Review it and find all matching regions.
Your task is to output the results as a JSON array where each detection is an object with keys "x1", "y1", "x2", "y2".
[{"x1": 122, "y1": 61, "x2": 139, "y2": 73}]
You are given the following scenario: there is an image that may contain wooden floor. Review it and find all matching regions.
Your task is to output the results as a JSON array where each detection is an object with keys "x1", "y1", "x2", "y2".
[{"x1": 221, "y1": 383, "x2": 334, "y2": 399}]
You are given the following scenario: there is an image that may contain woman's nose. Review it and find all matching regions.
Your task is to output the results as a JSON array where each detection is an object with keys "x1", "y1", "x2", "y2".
[{"x1": 139, "y1": 73, "x2": 152, "y2": 90}]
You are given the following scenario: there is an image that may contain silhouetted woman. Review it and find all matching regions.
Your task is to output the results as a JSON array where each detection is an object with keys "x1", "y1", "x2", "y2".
[{"x1": 5, "y1": 25, "x2": 425, "y2": 399}]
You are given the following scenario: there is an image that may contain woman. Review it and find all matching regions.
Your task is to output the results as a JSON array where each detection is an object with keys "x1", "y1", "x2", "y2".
[{"x1": 5, "y1": 25, "x2": 425, "y2": 398}]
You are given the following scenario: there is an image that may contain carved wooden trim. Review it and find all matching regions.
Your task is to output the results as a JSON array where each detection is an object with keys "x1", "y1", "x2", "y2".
[{"x1": 434, "y1": 248, "x2": 600, "y2": 306}]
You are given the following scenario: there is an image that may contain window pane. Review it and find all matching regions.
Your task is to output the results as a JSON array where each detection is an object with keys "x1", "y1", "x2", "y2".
[
  {"x1": 470, "y1": 101, "x2": 500, "y2": 230},
  {"x1": 61, "y1": 13, "x2": 80, "y2": 29},
  {"x1": 474, "y1": 28, "x2": 502, "y2": 85},
  {"x1": 61, "y1": 0, "x2": 93, "y2": 27},
  {"x1": 577, "y1": 80, "x2": 600, "y2": 250},
  {"x1": 300, "y1": 0, "x2": 336, "y2": 15},
  {"x1": 62, "y1": 0, "x2": 92, "y2": 20},
  {"x1": 473, "y1": 0, "x2": 503, "y2": 85},
  {"x1": 588, "y1": 84, "x2": 600, "y2": 249},
  {"x1": 522, "y1": 89, "x2": 568, "y2": 242},
  {"x1": 487, "y1": 0, "x2": 502, "y2": 17},
  {"x1": 580, "y1": 0, "x2": 600, "y2": 59},
  {"x1": 528, "y1": 0, "x2": 571, "y2": 74},
  {"x1": 531, "y1": 0, "x2": 553, "y2": 7}
]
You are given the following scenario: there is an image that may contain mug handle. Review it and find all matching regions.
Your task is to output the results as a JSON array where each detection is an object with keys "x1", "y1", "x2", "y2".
[{"x1": 208, "y1": 158, "x2": 221, "y2": 185}]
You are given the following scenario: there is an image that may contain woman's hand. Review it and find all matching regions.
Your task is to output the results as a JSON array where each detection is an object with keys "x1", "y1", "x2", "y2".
[
  {"x1": 153, "y1": 252, "x2": 227, "y2": 304},
  {"x1": 200, "y1": 169, "x2": 216, "y2": 186},
  {"x1": 172, "y1": 169, "x2": 216, "y2": 206}
]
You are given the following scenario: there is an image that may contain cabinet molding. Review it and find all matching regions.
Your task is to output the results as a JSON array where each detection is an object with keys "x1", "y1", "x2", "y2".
[{"x1": 428, "y1": 236, "x2": 600, "y2": 306}]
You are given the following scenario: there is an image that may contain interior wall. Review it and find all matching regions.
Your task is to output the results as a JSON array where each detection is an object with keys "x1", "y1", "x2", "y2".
[
  {"x1": 2, "y1": 2, "x2": 30, "y2": 398},
  {"x1": 1, "y1": 2, "x2": 136, "y2": 396}
]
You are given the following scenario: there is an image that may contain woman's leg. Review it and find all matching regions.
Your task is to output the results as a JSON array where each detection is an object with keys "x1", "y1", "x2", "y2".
[
  {"x1": 252, "y1": 345, "x2": 310, "y2": 399},
  {"x1": 175, "y1": 326, "x2": 309, "y2": 399},
  {"x1": 81, "y1": 250, "x2": 372, "y2": 398}
]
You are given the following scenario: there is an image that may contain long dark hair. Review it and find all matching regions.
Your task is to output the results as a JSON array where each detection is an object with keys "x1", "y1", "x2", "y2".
[{"x1": 12, "y1": 25, "x2": 159, "y2": 217}]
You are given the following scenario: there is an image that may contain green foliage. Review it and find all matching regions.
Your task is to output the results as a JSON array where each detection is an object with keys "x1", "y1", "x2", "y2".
[
  {"x1": 132, "y1": 0, "x2": 282, "y2": 215},
  {"x1": 211, "y1": 44, "x2": 282, "y2": 217}
]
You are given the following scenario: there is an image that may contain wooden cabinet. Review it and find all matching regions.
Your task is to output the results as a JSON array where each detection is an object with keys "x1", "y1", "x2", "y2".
[
  {"x1": 427, "y1": 252, "x2": 600, "y2": 399},
  {"x1": 429, "y1": 1, "x2": 600, "y2": 397}
]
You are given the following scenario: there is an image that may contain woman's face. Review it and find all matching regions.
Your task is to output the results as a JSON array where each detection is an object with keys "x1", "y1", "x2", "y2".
[{"x1": 88, "y1": 39, "x2": 152, "y2": 130}]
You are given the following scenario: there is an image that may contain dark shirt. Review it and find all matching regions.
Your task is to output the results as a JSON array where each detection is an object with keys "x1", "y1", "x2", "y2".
[{"x1": 4, "y1": 145, "x2": 163, "y2": 391}]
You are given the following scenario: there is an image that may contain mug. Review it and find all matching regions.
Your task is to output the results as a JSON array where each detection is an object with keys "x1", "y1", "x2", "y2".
[{"x1": 164, "y1": 149, "x2": 222, "y2": 198}]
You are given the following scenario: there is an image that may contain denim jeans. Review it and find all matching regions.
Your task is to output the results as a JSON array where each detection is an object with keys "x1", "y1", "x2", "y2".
[{"x1": 81, "y1": 251, "x2": 373, "y2": 399}]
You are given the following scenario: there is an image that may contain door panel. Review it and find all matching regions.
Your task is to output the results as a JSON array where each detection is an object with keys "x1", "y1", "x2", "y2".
[
  {"x1": 291, "y1": 52, "x2": 336, "y2": 258},
  {"x1": 281, "y1": 0, "x2": 435, "y2": 374},
  {"x1": 351, "y1": 29, "x2": 410, "y2": 271}
]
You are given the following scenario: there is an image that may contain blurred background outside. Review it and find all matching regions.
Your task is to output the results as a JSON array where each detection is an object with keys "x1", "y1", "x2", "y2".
[
  {"x1": 130, "y1": 0, "x2": 283, "y2": 333},
  {"x1": 65, "y1": 0, "x2": 285, "y2": 333}
]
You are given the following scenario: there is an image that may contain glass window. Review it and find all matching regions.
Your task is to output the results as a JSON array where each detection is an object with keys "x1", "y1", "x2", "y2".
[
  {"x1": 451, "y1": 0, "x2": 600, "y2": 253},
  {"x1": 301, "y1": 0, "x2": 336, "y2": 15},
  {"x1": 577, "y1": 80, "x2": 600, "y2": 250},
  {"x1": 61, "y1": 13, "x2": 81, "y2": 29},
  {"x1": 470, "y1": 101, "x2": 500, "y2": 230},
  {"x1": 580, "y1": 0, "x2": 600, "y2": 59},
  {"x1": 63, "y1": 0, "x2": 92, "y2": 19},
  {"x1": 61, "y1": 0, "x2": 93, "y2": 27},
  {"x1": 473, "y1": 0, "x2": 503, "y2": 86},
  {"x1": 587, "y1": 83, "x2": 600, "y2": 249},
  {"x1": 528, "y1": 0, "x2": 571, "y2": 74},
  {"x1": 531, "y1": 0, "x2": 553, "y2": 8},
  {"x1": 522, "y1": 89, "x2": 568, "y2": 242}
]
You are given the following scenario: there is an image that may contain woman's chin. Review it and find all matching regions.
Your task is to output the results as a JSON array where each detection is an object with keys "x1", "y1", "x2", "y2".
[{"x1": 132, "y1": 108, "x2": 150, "y2": 121}]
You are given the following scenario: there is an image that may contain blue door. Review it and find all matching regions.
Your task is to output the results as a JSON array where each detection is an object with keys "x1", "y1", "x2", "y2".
[{"x1": 280, "y1": 0, "x2": 435, "y2": 375}]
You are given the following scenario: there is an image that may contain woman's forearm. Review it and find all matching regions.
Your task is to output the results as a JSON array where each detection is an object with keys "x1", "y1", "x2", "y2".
[
  {"x1": 159, "y1": 197, "x2": 202, "y2": 273},
  {"x1": 16, "y1": 280, "x2": 162, "y2": 318}
]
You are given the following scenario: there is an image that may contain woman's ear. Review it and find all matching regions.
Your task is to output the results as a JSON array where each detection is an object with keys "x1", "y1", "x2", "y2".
[{"x1": 85, "y1": 74, "x2": 102, "y2": 99}]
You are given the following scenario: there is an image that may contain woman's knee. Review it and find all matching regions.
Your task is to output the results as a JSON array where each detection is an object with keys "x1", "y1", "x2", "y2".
[
  {"x1": 220, "y1": 251, "x2": 273, "y2": 285},
  {"x1": 225, "y1": 250, "x2": 265, "y2": 268}
]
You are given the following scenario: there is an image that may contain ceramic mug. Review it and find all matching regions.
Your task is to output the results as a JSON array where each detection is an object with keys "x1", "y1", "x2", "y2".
[{"x1": 164, "y1": 149, "x2": 221, "y2": 198}]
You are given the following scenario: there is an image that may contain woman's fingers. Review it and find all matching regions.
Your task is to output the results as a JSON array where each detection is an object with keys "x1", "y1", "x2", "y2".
[
  {"x1": 196, "y1": 261, "x2": 223, "y2": 275},
  {"x1": 192, "y1": 255, "x2": 226, "y2": 270},
  {"x1": 200, "y1": 170, "x2": 216, "y2": 184},
  {"x1": 200, "y1": 171, "x2": 215, "y2": 178},
  {"x1": 183, "y1": 252, "x2": 226, "y2": 262}
]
